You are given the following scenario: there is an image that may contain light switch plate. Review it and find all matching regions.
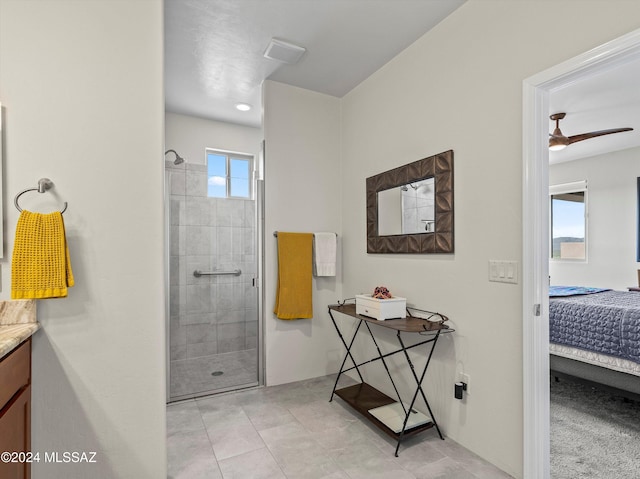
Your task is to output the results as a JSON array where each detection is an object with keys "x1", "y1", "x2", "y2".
[{"x1": 489, "y1": 260, "x2": 518, "y2": 284}]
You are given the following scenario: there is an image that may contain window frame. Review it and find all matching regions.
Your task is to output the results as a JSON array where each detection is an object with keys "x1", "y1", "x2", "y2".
[
  {"x1": 549, "y1": 180, "x2": 588, "y2": 262},
  {"x1": 205, "y1": 148, "x2": 254, "y2": 200}
]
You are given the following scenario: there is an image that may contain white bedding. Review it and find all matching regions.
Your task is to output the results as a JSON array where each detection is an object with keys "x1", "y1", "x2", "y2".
[{"x1": 550, "y1": 343, "x2": 640, "y2": 378}]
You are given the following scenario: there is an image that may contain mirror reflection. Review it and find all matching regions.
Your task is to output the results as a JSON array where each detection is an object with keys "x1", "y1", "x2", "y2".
[{"x1": 378, "y1": 178, "x2": 435, "y2": 235}]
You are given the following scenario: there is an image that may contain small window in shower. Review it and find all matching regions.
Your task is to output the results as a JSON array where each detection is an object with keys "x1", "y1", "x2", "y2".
[{"x1": 206, "y1": 149, "x2": 253, "y2": 199}]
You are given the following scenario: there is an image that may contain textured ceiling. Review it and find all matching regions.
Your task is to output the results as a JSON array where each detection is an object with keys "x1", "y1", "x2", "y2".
[
  {"x1": 164, "y1": 1, "x2": 640, "y2": 161},
  {"x1": 164, "y1": 0, "x2": 466, "y2": 127}
]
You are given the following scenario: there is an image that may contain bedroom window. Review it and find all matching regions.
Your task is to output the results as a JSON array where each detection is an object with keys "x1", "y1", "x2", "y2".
[
  {"x1": 206, "y1": 149, "x2": 253, "y2": 199},
  {"x1": 550, "y1": 181, "x2": 587, "y2": 260}
]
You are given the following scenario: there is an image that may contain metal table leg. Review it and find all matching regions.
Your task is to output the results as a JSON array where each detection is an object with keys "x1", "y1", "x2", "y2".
[
  {"x1": 328, "y1": 309, "x2": 364, "y2": 401},
  {"x1": 395, "y1": 330, "x2": 443, "y2": 456},
  {"x1": 363, "y1": 322, "x2": 407, "y2": 418}
]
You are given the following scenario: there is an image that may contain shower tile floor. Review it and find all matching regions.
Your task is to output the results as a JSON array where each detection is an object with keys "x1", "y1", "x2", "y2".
[
  {"x1": 170, "y1": 349, "x2": 258, "y2": 400},
  {"x1": 167, "y1": 375, "x2": 513, "y2": 479}
]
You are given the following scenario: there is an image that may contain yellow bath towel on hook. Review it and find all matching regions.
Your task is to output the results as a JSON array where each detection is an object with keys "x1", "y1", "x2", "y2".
[
  {"x1": 11, "y1": 210, "x2": 74, "y2": 299},
  {"x1": 273, "y1": 232, "x2": 313, "y2": 319}
]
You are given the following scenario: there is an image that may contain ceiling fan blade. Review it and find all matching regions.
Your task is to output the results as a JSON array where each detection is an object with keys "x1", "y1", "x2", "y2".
[{"x1": 567, "y1": 127, "x2": 633, "y2": 145}]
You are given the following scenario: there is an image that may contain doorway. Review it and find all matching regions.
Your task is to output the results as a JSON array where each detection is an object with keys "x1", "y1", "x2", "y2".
[{"x1": 522, "y1": 28, "x2": 640, "y2": 479}]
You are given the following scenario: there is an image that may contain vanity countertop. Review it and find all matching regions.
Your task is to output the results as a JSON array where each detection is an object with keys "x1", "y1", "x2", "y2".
[
  {"x1": 0, "y1": 300, "x2": 38, "y2": 360},
  {"x1": 0, "y1": 323, "x2": 40, "y2": 359}
]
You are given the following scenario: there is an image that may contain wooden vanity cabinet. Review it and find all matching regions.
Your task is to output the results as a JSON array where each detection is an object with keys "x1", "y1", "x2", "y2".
[{"x1": 0, "y1": 338, "x2": 32, "y2": 479}]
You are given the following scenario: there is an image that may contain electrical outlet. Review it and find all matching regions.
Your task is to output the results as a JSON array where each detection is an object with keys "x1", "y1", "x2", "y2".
[{"x1": 460, "y1": 373, "x2": 470, "y2": 395}]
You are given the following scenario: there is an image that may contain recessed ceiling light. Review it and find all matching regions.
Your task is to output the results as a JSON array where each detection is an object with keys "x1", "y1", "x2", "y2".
[{"x1": 235, "y1": 103, "x2": 252, "y2": 111}]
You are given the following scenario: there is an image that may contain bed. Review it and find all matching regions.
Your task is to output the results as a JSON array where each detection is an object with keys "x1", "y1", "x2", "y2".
[{"x1": 549, "y1": 286, "x2": 640, "y2": 400}]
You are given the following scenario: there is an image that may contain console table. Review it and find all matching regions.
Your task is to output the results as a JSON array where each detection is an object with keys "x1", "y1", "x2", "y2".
[{"x1": 327, "y1": 302, "x2": 453, "y2": 456}]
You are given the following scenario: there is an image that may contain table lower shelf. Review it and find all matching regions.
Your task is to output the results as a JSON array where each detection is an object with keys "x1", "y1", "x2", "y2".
[{"x1": 334, "y1": 383, "x2": 434, "y2": 439}]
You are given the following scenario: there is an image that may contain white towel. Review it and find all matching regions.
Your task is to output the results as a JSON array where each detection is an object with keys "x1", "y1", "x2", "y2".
[{"x1": 313, "y1": 232, "x2": 337, "y2": 277}]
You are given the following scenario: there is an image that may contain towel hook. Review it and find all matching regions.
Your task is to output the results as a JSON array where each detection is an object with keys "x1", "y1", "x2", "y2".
[{"x1": 14, "y1": 178, "x2": 68, "y2": 214}]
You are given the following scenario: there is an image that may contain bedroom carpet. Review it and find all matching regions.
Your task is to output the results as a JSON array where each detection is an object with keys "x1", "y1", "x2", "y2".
[{"x1": 550, "y1": 377, "x2": 640, "y2": 479}]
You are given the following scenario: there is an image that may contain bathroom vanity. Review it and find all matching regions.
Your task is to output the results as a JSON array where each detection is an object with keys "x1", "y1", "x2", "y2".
[{"x1": 0, "y1": 300, "x2": 38, "y2": 479}]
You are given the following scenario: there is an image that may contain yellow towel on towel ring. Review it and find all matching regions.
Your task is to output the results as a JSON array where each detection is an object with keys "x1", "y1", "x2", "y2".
[
  {"x1": 11, "y1": 210, "x2": 74, "y2": 299},
  {"x1": 273, "y1": 232, "x2": 313, "y2": 319}
]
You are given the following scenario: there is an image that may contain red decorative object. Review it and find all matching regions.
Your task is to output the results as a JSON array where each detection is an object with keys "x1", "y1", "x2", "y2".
[{"x1": 372, "y1": 286, "x2": 392, "y2": 299}]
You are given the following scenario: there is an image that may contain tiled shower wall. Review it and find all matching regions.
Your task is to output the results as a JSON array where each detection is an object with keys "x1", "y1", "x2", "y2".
[
  {"x1": 167, "y1": 160, "x2": 257, "y2": 370},
  {"x1": 401, "y1": 178, "x2": 435, "y2": 234}
]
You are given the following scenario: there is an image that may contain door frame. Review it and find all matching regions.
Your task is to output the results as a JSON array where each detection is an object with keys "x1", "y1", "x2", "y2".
[{"x1": 522, "y1": 28, "x2": 640, "y2": 479}]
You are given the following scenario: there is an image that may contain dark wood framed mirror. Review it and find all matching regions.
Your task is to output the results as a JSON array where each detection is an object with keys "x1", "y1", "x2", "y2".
[{"x1": 366, "y1": 150, "x2": 453, "y2": 254}]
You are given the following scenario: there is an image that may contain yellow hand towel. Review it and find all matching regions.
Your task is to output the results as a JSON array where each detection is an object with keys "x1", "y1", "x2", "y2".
[
  {"x1": 273, "y1": 232, "x2": 313, "y2": 319},
  {"x1": 11, "y1": 210, "x2": 74, "y2": 299}
]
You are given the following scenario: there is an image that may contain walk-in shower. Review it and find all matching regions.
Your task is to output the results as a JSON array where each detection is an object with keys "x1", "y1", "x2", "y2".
[{"x1": 165, "y1": 150, "x2": 262, "y2": 401}]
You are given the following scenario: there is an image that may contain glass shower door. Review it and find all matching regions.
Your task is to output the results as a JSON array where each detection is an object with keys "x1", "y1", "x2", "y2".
[{"x1": 166, "y1": 158, "x2": 260, "y2": 401}]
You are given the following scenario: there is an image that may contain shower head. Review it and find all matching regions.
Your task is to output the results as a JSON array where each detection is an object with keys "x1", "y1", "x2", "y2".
[{"x1": 165, "y1": 149, "x2": 185, "y2": 165}]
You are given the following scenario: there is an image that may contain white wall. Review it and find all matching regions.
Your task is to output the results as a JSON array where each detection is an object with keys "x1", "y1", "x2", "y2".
[
  {"x1": 165, "y1": 112, "x2": 263, "y2": 165},
  {"x1": 0, "y1": 1, "x2": 165, "y2": 478},
  {"x1": 3, "y1": 1, "x2": 640, "y2": 477},
  {"x1": 549, "y1": 146, "x2": 640, "y2": 290},
  {"x1": 262, "y1": 80, "x2": 343, "y2": 386},
  {"x1": 339, "y1": 1, "x2": 640, "y2": 478}
]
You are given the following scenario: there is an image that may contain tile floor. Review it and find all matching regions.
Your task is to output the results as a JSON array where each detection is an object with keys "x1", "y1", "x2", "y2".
[{"x1": 167, "y1": 375, "x2": 513, "y2": 479}]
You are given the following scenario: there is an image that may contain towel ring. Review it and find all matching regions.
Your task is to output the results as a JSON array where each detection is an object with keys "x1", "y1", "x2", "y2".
[{"x1": 14, "y1": 178, "x2": 68, "y2": 214}]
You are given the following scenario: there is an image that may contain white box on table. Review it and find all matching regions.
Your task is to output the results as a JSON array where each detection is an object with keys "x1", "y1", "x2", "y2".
[{"x1": 355, "y1": 294, "x2": 406, "y2": 320}]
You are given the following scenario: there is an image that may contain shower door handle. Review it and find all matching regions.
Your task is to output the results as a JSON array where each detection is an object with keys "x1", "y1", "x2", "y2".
[{"x1": 193, "y1": 269, "x2": 241, "y2": 277}]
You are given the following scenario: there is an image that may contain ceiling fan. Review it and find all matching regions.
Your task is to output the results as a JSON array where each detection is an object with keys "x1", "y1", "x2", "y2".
[{"x1": 549, "y1": 112, "x2": 633, "y2": 151}]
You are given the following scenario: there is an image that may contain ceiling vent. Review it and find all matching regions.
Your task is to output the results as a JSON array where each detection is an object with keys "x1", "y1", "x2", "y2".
[{"x1": 263, "y1": 38, "x2": 306, "y2": 64}]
